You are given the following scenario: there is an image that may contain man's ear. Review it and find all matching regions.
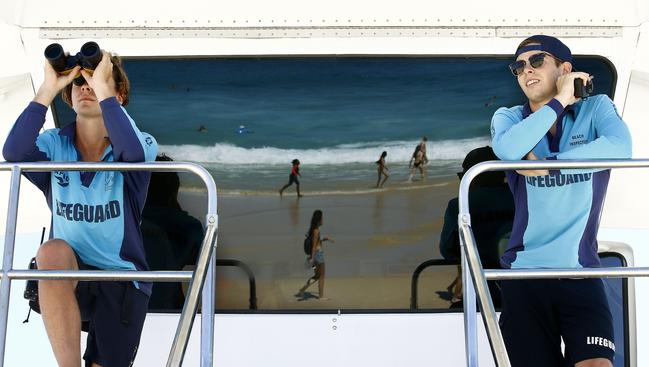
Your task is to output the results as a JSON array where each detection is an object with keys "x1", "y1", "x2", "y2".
[{"x1": 562, "y1": 62, "x2": 573, "y2": 75}]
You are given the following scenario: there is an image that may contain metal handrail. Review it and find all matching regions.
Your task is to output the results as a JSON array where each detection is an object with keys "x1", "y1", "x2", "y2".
[
  {"x1": 410, "y1": 259, "x2": 459, "y2": 310},
  {"x1": 0, "y1": 162, "x2": 218, "y2": 367},
  {"x1": 215, "y1": 259, "x2": 258, "y2": 310},
  {"x1": 484, "y1": 267, "x2": 649, "y2": 280},
  {"x1": 458, "y1": 159, "x2": 649, "y2": 367}
]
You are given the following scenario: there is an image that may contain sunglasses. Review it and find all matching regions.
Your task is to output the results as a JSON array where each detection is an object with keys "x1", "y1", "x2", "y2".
[{"x1": 508, "y1": 53, "x2": 561, "y2": 76}]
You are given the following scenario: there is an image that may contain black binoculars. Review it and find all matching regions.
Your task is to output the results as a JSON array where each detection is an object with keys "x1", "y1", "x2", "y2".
[
  {"x1": 574, "y1": 78, "x2": 594, "y2": 99},
  {"x1": 44, "y1": 41, "x2": 102, "y2": 86}
]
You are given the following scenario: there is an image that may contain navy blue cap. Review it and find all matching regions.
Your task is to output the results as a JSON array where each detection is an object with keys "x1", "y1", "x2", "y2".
[{"x1": 514, "y1": 35, "x2": 572, "y2": 63}]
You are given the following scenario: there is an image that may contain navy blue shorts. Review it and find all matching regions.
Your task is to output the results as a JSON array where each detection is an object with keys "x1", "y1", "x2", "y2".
[
  {"x1": 288, "y1": 174, "x2": 299, "y2": 186},
  {"x1": 499, "y1": 278, "x2": 615, "y2": 367},
  {"x1": 76, "y1": 260, "x2": 149, "y2": 367}
]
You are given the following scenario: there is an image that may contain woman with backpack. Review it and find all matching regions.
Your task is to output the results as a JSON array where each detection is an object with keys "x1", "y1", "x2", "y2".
[{"x1": 297, "y1": 209, "x2": 335, "y2": 300}]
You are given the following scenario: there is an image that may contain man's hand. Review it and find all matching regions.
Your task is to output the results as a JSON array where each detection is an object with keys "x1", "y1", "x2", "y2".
[
  {"x1": 33, "y1": 62, "x2": 80, "y2": 106},
  {"x1": 516, "y1": 151, "x2": 550, "y2": 177},
  {"x1": 555, "y1": 72, "x2": 592, "y2": 108},
  {"x1": 80, "y1": 51, "x2": 116, "y2": 102}
]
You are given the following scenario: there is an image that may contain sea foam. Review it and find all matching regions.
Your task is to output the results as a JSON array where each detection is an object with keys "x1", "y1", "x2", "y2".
[{"x1": 159, "y1": 136, "x2": 490, "y2": 165}]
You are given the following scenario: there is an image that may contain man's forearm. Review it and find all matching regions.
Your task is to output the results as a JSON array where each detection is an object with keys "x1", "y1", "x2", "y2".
[
  {"x1": 492, "y1": 100, "x2": 564, "y2": 160},
  {"x1": 100, "y1": 98, "x2": 147, "y2": 162},
  {"x1": 2, "y1": 102, "x2": 49, "y2": 162}
]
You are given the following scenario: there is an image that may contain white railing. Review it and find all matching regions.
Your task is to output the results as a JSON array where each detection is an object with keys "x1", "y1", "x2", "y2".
[
  {"x1": 0, "y1": 162, "x2": 218, "y2": 367},
  {"x1": 458, "y1": 159, "x2": 649, "y2": 367}
]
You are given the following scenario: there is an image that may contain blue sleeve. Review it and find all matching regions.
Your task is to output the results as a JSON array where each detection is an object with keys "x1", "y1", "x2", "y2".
[
  {"x1": 549, "y1": 96, "x2": 632, "y2": 174},
  {"x1": 555, "y1": 96, "x2": 632, "y2": 160},
  {"x1": 100, "y1": 97, "x2": 158, "y2": 162},
  {"x1": 2, "y1": 102, "x2": 53, "y2": 192},
  {"x1": 491, "y1": 99, "x2": 564, "y2": 160},
  {"x1": 99, "y1": 98, "x2": 158, "y2": 212},
  {"x1": 3, "y1": 102, "x2": 51, "y2": 162}
]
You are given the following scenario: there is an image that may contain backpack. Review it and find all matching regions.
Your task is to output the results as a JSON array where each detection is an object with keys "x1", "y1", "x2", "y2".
[{"x1": 303, "y1": 233, "x2": 312, "y2": 255}]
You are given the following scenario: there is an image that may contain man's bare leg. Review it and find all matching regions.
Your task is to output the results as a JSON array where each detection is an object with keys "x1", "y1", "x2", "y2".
[{"x1": 36, "y1": 239, "x2": 82, "y2": 367}]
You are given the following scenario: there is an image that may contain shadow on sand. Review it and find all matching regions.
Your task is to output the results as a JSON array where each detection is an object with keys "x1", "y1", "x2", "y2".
[{"x1": 294, "y1": 291, "x2": 319, "y2": 302}]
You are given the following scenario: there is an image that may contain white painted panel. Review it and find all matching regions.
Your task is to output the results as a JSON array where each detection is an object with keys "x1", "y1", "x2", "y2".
[
  {"x1": 137, "y1": 312, "x2": 497, "y2": 367},
  {"x1": 0, "y1": 72, "x2": 52, "y2": 235},
  {"x1": 601, "y1": 24, "x2": 649, "y2": 230},
  {"x1": 7, "y1": 0, "x2": 648, "y2": 28}
]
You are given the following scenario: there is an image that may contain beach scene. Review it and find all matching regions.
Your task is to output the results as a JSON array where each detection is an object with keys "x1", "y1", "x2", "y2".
[{"x1": 53, "y1": 56, "x2": 614, "y2": 310}]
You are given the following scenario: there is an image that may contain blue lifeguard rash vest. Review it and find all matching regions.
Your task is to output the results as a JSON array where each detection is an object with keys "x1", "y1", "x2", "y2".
[
  {"x1": 491, "y1": 95, "x2": 631, "y2": 269},
  {"x1": 2, "y1": 98, "x2": 158, "y2": 295}
]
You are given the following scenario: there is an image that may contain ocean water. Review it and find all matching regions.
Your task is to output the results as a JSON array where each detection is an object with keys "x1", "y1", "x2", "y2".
[
  {"x1": 157, "y1": 136, "x2": 490, "y2": 193},
  {"x1": 124, "y1": 57, "x2": 522, "y2": 192},
  {"x1": 53, "y1": 56, "x2": 614, "y2": 192}
]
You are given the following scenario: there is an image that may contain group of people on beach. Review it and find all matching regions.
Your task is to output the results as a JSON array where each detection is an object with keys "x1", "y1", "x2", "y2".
[
  {"x1": 376, "y1": 136, "x2": 430, "y2": 188},
  {"x1": 291, "y1": 136, "x2": 429, "y2": 299},
  {"x1": 277, "y1": 137, "x2": 430, "y2": 197}
]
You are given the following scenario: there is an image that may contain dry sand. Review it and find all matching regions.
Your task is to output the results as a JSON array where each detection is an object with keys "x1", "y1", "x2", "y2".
[{"x1": 178, "y1": 177, "x2": 462, "y2": 310}]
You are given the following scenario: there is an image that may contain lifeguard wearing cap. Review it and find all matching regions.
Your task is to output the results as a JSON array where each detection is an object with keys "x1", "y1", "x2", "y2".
[{"x1": 514, "y1": 34, "x2": 573, "y2": 62}]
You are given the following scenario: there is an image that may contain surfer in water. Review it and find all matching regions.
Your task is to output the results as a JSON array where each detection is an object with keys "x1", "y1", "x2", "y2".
[{"x1": 237, "y1": 124, "x2": 253, "y2": 134}]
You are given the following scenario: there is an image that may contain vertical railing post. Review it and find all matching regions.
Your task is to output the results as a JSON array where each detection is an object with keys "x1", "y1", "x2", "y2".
[
  {"x1": 459, "y1": 162, "x2": 511, "y2": 367},
  {"x1": 460, "y1": 224, "x2": 510, "y2": 366},
  {"x1": 166, "y1": 215, "x2": 218, "y2": 367},
  {"x1": 0, "y1": 167, "x2": 22, "y2": 367},
  {"x1": 200, "y1": 241, "x2": 217, "y2": 367},
  {"x1": 460, "y1": 220, "x2": 479, "y2": 367}
]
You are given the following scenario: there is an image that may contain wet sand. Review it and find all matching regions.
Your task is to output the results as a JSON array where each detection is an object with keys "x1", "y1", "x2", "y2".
[{"x1": 178, "y1": 177, "x2": 461, "y2": 310}]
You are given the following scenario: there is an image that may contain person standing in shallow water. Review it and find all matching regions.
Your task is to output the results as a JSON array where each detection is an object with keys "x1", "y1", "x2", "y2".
[
  {"x1": 407, "y1": 144, "x2": 426, "y2": 182},
  {"x1": 297, "y1": 209, "x2": 335, "y2": 300},
  {"x1": 279, "y1": 158, "x2": 303, "y2": 197},
  {"x1": 375, "y1": 151, "x2": 389, "y2": 188}
]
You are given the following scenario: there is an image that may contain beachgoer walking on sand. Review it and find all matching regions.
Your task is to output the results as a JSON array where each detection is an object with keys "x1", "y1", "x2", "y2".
[
  {"x1": 407, "y1": 144, "x2": 426, "y2": 182},
  {"x1": 375, "y1": 151, "x2": 389, "y2": 188},
  {"x1": 419, "y1": 136, "x2": 429, "y2": 163},
  {"x1": 279, "y1": 158, "x2": 303, "y2": 197},
  {"x1": 297, "y1": 210, "x2": 335, "y2": 300}
]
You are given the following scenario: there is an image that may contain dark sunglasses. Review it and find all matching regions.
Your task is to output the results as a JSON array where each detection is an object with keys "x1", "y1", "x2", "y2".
[{"x1": 508, "y1": 53, "x2": 561, "y2": 76}]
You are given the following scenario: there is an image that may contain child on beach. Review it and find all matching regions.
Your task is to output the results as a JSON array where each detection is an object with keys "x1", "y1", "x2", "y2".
[
  {"x1": 279, "y1": 159, "x2": 303, "y2": 197},
  {"x1": 297, "y1": 210, "x2": 335, "y2": 300},
  {"x1": 375, "y1": 151, "x2": 389, "y2": 188}
]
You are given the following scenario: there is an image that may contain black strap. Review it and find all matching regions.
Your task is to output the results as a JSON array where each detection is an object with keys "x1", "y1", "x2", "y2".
[
  {"x1": 23, "y1": 227, "x2": 47, "y2": 323},
  {"x1": 22, "y1": 307, "x2": 31, "y2": 324}
]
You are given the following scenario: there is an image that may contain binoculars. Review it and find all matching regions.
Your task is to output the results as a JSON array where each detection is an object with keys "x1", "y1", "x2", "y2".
[
  {"x1": 574, "y1": 78, "x2": 594, "y2": 99},
  {"x1": 44, "y1": 41, "x2": 102, "y2": 86}
]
